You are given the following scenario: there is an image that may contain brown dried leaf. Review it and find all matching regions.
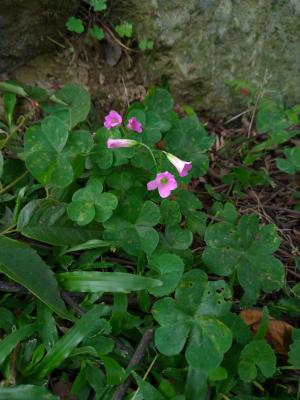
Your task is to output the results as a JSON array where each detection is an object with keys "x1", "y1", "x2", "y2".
[{"x1": 240, "y1": 309, "x2": 293, "y2": 355}]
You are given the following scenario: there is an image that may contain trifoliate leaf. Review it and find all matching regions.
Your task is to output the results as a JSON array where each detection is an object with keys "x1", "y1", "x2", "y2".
[
  {"x1": 67, "y1": 179, "x2": 118, "y2": 225},
  {"x1": 203, "y1": 214, "x2": 284, "y2": 305},
  {"x1": 153, "y1": 270, "x2": 232, "y2": 372},
  {"x1": 90, "y1": 0, "x2": 107, "y2": 11},
  {"x1": 66, "y1": 16, "x2": 84, "y2": 34},
  {"x1": 104, "y1": 201, "x2": 160, "y2": 256},
  {"x1": 115, "y1": 21, "x2": 133, "y2": 38},
  {"x1": 89, "y1": 25, "x2": 105, "y2": 40},
  {"x1": 238, "y1": 340, "x2": 276, "y2": 382}
]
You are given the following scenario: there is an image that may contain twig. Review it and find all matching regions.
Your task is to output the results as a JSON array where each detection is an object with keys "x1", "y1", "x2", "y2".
[
  {"x1": 0, "y1": 281, "x2": 27, "y2": 294},
  {"x1": 61, "y1": 292, "x2": 86, "y2": 317},
  {"x1": 112, "y1": 329, "x2": 154, "y2": 400},
  {"x1": 225, "y1": 109, "x2": 249, "y2": 125}
]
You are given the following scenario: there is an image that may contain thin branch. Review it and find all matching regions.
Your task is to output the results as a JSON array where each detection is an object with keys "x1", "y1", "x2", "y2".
[
  {"x1": 112, "y1": 329, "x2": 154, "y2": 400},
  {"x1": 0, "y1": 281, "x2": 27, "y2": 294}
]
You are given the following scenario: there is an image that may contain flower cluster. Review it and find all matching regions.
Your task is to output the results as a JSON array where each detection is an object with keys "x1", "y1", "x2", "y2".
[
  {"x1": 104, "y1": 110, "x2": 142, "y2": 133},
  {"x1": 104, "y1": 110, "x2": 192, "y2": 198}
]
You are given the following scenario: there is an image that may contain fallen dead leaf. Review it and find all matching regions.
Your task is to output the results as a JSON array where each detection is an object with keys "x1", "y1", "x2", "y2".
[{"x1": 240, "y1": 309, "x2": 293, "y2": 355}]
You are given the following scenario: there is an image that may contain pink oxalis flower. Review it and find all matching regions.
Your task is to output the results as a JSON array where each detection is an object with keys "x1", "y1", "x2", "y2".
[
  {"x1": 147, "y1": 171, "x2": 177, "y2": 198},
  {"x1": 127, "y1": 117, "x2": 143, "y2": 133},
  {"x1": 165, "y1": 152, "x2": 192, "y2": 177},
  {"x1": 106, "y1": 138, "x2": 137, "y2": 148},
  {"x1": 104, "y1": 110, "x2": 122, "y2": 129}
]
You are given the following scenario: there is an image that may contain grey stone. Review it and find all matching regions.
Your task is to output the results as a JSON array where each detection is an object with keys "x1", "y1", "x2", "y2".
[
  {"x1": 113, "y1": 0, "x2": 300, "y2": 117},
  {"x1": 0, "y1": 0, "x2": 79, "y2": 74}
]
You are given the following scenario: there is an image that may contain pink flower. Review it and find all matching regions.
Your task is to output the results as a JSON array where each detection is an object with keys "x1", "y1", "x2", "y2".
[
  {"x1": 104, "y1": 110, "x2": 122, "y2": 129},
  {"x1": 165, "y1": 152, "x2": 192, "y2": 177},
  {"x1": 147, "y1": 171, "x2": 177, "y2": 198},
  {"x1": 106, "y1": 138, "x2": 138, "y2": 148},
  {"x1": 127, "y1": 117, "x2": 142, "y2": 133}
]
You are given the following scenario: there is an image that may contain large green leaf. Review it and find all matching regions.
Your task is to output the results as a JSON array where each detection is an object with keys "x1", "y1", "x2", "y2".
[
  {"x1": 52, "y1": 84, "x2": 91, "y2": 128},
  {"x1": 17, "y1": 199, "x2": 102, "y2": 246},
  {"x1": 41, "y1": 115, "x2": 69, "y2": 152},
  {"x1": 152, "y1": 270, "x2": 232, "y2": 372},
  {"x1": 0, "y1": 385, "x2": 58, "y2": 400},
  {"x1": 0, "y1": 236, "x2": 70, "y2": 320},
  {"x1": 33, "y1": 306, "x2": 109, "y2": 378},
  {"x1": 24, "y1": 124, "x2": 73, "y2": 188},
  {"x1": 57, "y1": 271, "x2": 162, "y2": 293},
  {"x1": 203, "y1": 214, "x2": 284, "y2": 305}
]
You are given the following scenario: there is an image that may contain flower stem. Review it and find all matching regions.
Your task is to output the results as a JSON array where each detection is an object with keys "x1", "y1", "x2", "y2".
[{"x1": 139, "y1": 143, "x2": 158, "y2": 171}]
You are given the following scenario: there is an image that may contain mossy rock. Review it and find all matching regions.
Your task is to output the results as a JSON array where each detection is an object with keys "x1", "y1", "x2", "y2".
[
  {"x1": 113, "y1": 0, "x2": 300, "y2": 118},
  {"x1": 0, "y1": 0, "x2": 79, "y2": 74}
]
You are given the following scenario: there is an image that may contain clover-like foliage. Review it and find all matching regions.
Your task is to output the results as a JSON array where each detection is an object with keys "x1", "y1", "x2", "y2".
[
  {"x1": 67, "y1": 179, "x2": 118, "y2": 225},
  {"x1": 104, "y1": 200, "x2": 160, "y2": 256},
  {"x1": 203, "y1": 215, "x2": 284, "y2": 305},
  {"x1": 152, "y1": 270, "x2": 232, "y2": 373}
]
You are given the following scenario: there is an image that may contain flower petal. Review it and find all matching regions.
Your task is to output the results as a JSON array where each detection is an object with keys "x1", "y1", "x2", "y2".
[{"x1": 147, "y1": 179, "x2": 159, "y2": 191}]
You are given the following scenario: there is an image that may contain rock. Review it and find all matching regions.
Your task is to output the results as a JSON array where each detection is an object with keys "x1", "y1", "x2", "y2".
[
  {"x1": 113, "y1": 0, "x2": 300, "y2": 118},
  {"x1": 0, "y1": 0, "x2": 79, "y2": 75}
]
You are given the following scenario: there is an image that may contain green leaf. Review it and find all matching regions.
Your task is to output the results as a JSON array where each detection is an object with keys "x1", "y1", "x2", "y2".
[
  {"x1": 89, "y1": 25, "x2": 105, "y2": 40},
  {"x1": 41, "y1": 115, "x2": 69, "y2": 152},
  {"x1": 3, "y1": 92, "x2": 16, "y2": 127},
  {"x1": 17, "y1": 199, "x2": 102, "y2": 246},
  {"x1": 133, "y1": 372, "x2": 164, "y2": 399},
  {"x1": 33, "y1": 306, "x2": 109, "y2": 378},
  {"x1": 276, "y1": 157, "x2": 295, "y2": 174},
  {"x1": 153, "y1": 270, "x2": 232, "y2": 372},
  {"x1": 64, "y1": 239, "x2": 114, "y2": 253},
  {"x1": 66, "y1": 16, "x2": 84, "y2": 33},
  {"x1": 66, "y1": 16, "x2": 84, "y2": 34},
  {"x1": 67, "y1": 179, "x2": 118, "y2": 225},
  {"x1": 37, "y1": 302, "x2": 58, "y2": 351},
  {"x1": 101, "y1": 355, "x2": 125, "y2": 385},
  {"x1": 145, "y1": 88, "x2": 173, "y2": 115},
  {"x1": 0, "y1": 81, "x2": 27, "y2": 97},
  {"x1": 57, "y1": 271, "x2": 162, "y2": 293},
  {"x1": 288, "y1": 328, "x2": 300, "y2": 369},
  {"x1": 52, "y1": 84, "x2": 91, "y2": 128},
  {"x1": 238, "y1": 340, "x2": 276, "y2": 382},
  {"x1": 138, "y1": 38, "x2": 154, "y2": 51},
  {"x1": 24, "y1": 125, "x2": 73, "y2": 188},
  {"x1": 115, "y1": 21, "x2": 133, "y2": 38},
  {"x1": 164, "y1": 225, "x2": 193, "y2": 250},
  {"x1": 277, "y1": 147, "x2": 300, "y2": 174},
  {"x1": 0, "y1": 385, "x2": 59, "y2": 400},
  {"x1": 90, "y1": 0, "x2": 107, "y2": 11},
  {"x1": 165, "y1": 116, "x2": 214, "y2": 178},
  {"x1": 0, "y1": 236, "x2": 70, "y2": 320},
  {"x1": 185, "y1": 367, "x2": 208, "y2": 400},
  {"x1": 148, "y1": 253, "x2": 184, "y2": 296},
  {"x1": 160, "y1": 200, "x2": 181, "y2": 226},
  {"x1": 203, "y1": 215, "x2": 284, "y2": 305},
  {"x1": 0, "y1": 324, "x2": 36, "y2": 365},
  {"x1": 104, "y1": 201, "x2": 160, "y2": 256}
]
